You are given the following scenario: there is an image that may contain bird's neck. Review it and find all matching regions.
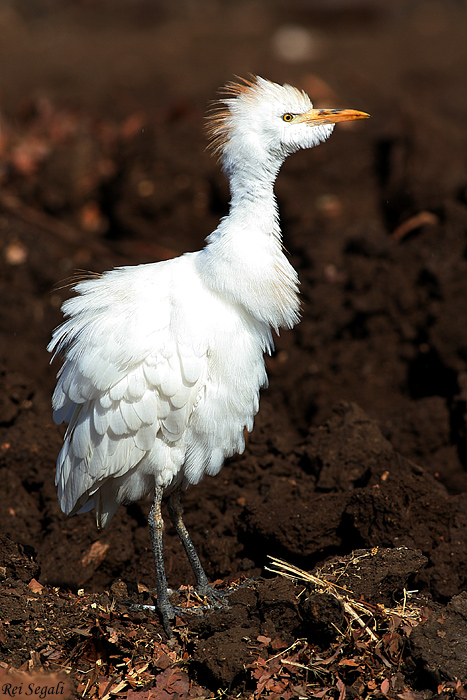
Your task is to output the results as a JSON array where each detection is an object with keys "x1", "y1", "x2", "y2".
[
  {"x1": 196, "y1": 161, "x2": 300, "y2": 332},
  {"x1": 218, "y1": 157, "x2": 285, "y2": 241},
  {"x1": 227, "y1": 163, "x2": 282, "y2": 233}
]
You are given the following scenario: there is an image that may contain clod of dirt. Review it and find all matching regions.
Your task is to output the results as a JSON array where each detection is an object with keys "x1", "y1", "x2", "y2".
[
  {"x1": 319, "y1": 547, "x2": 428, "y2": 607},
  {"x1": 0, "y1": 534, "x2": 40, "y2": 582},
  {"x1": 409, "y1": 592, "x2": 467, "y2": 685},
  {"x1": 193, "y1": 627, "x2": 253, "y2": 689},
  {"x1": 300, "y1": 592, "x2": 345, "y2": 645},
  {"x1": 190, "y1": 584, "x2": 260, "y2": 688},
  {"x1": 256, "y1": 576, "x2": 301, "y2": 642},
  {"x1": 271, "y1": 546, "x2": 428, "y2": 649},
  {"x1": 303, "y1": 402, "x2": 397, "y2": 490}
]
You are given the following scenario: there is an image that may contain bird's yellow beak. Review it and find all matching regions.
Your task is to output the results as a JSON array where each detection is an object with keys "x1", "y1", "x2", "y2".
[{"x1": 295, "y1": 108, "x2": 370, "y2": 125}]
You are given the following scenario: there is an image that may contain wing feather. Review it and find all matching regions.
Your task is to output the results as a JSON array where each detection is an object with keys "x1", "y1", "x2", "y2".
[
  {"x1": 109, "y1": 377, "x2": 128, "y2": 401},
  {"x1": 108, "y1": 435, "x2": 145, "y2": 477},
  {"x1": 93, "y1": 401, "x2": 111, "y2": 435},
  {"x1": 107, "y1": 430, "x2": 122, "y2": 457},
  {"x1": 180, "y1": 352, "x2": 204, "y2": 385},
  {"x1": 120, "y1": 399, "x2": 146, "y2": 431},
  {"x1": 156, "y1": 395, "x2": 171, "y2": 419},
  {"x1": 132, "y1": 390, "x2": 159, "y2": 424},
  {"x1": 170, "y1": 383, "x2": 193, "y2": 409},
  {"x1": 143, "y1": 363, "x2": 161, "y2": 386},
  {"x1": 99, "y1": 392, "x2": 113, "y2": 409},
  {"x1": 161, "y1": 405, "x2": 189, "y2": 441},
  {"x1": 134, "y1": 423, "x2": 157, "y2": 451},
  {"x1": 108, "y1": 405, "x2": 130, "y2": 436},
  {"x1": 125, "y1": 365, "x2": 147, "y2": 401},
  {"x1": 70, "y1": 412, "x2": 92, "y2": 459},
  {"x1": 159, "y1": 363, "x2": 181, "y2": 397}
]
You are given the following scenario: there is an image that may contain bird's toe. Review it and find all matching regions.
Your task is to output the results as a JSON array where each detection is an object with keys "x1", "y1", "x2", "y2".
[
  {"x1": 197, "y1": 583, "x2": 229, "y2": 608},
  {"x1": 157, "y1": 600, "x2": 177, "y2": 637}
]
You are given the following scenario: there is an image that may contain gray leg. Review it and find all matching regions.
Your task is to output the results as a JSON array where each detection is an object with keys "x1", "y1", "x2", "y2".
[
  {"x1": 148, "y1": 486, "x2": 175, "y2": 636},
  {"x1": 167, "y1": 486, "x2": 227, "y2": 606}
]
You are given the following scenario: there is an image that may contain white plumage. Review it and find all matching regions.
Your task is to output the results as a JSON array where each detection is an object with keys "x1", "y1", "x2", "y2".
[{"x1": 49, "y1": 76, "x2": 368, "y2": 635}]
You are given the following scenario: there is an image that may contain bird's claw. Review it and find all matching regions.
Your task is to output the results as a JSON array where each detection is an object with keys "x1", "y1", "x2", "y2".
[
  {"x1": 129, "y1": 600, "x2": 177, "y2": 637},
  {"x1": 161, "y1": 615, "x2": 175, "y2": 638},
  {"x1": 159, "y1": 603, "x2": 177, "y2": 638},
  {"x1": 196, "y1": 583, "x2": 229, "y2": 608}
]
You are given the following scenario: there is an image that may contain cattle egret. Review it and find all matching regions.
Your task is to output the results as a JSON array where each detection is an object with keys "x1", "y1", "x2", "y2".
[{"x1": 49, "y1": 76, "x2": 369, "y2": 635}]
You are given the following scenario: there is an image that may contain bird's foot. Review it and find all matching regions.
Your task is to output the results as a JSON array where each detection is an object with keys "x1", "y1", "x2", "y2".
[
  {"x1": 195, "y1": 577, "x2": 255, "y2": 608},
  {"x1": 130, "y1": 599, "x2": 177, "y2": 637},
  {"x1": 195, "y1": 582, "x2": 228, "y2": 608},
  {"x1": 129, "y1": 579, "x2": 254, "y2": 635}
]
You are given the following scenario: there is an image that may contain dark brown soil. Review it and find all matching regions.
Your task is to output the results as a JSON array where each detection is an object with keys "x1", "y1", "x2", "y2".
[{"x1": 1, "y1": 1, "x2": 467, "y2": 698}]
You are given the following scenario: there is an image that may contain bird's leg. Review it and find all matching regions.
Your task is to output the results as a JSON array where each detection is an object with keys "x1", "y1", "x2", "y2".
[
  {"x1": 148, "y1": 486, "x2": 176, "y2": 637},
  {"x1": 167, "y1": 486, "x2": 227, "y2": 607}
]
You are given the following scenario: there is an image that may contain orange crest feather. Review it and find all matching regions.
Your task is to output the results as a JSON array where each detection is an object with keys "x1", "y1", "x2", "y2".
[{"x1": 205, "y1": 76, "x2": 260, "y2": 156}]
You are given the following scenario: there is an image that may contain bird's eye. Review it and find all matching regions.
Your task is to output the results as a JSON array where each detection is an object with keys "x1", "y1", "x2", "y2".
[{"x1": 282, "y1": 113, "x2": 294, "y2": 122}]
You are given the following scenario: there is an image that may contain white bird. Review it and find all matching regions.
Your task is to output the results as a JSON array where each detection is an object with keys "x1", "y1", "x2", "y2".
[{"x1": 48, "y1": 76, "x2": 369, "y2": 635}]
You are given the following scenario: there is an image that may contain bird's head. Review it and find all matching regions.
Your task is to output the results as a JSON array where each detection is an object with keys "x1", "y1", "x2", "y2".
[{"x1": 206, "y1": 76, "x2": 369, "y2": 177}]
